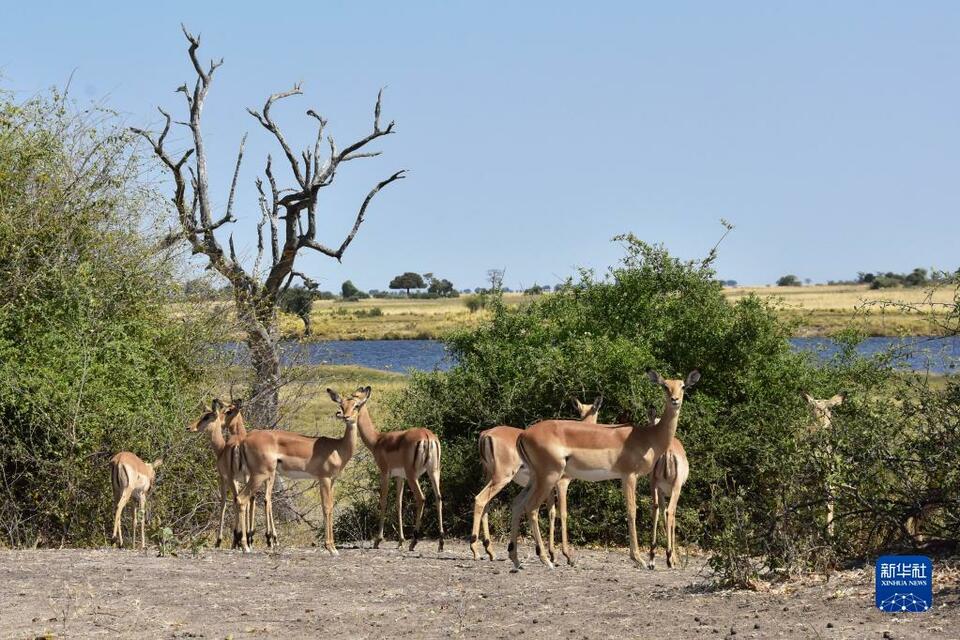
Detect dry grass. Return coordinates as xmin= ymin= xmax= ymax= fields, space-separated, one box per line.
xmin=724 ymin=284 xmax=955 ymax=336
xmin=175 ymin=284 xmax=955 ymax=342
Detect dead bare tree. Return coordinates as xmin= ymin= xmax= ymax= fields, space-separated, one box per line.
xmin=133 ymin=26 xmax=405 ymax=427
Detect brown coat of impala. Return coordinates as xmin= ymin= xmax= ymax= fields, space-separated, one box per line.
xmin=109 ymin=451 xmax=162 ymax=549
xmin=469 ymin=397 xmax=601 ymax=562
xmin=509 ymin=369 xmax=700 ymax=569
xmin=346 ymin=386 xmax=444 ymax=552
xmin=231 ymin=392 xmax=360 ymax=554
xmin=187 ymin=398 xmax=256 ymax=548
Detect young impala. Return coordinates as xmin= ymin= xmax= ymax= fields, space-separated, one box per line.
xmin=187 ymin=398 xmax=255 ymax=548
xmin=509 ymin=369 xmax=700 ymax=569
xmin=803 ymin=392 xmax=844 ymax=538
xmin=231 ymin=391 xmax=360 ymax=554
xmin=469 ymin=397 xmax=602 ymax=562
xmin=347 ymin=386 xmax=444 ymax=552
xmin=109 ymin=452 xmax=162 ymax=549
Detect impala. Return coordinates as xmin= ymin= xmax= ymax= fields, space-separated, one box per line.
xmin=109 ymin=452 xmax=162 ymax=549
xmin=646 ymin=404 xmax=689 ymax=569
xmin=231 ymin=390 xmax=360 ymax=554
xmin=187 ymin=398 xmax=256 ymax=548
xmin=509 ymin=369 xmax=700 ymax=569
xmin=803 ymin=392 xmax=844 ymax=537
xmin=469 ymin=397 xmax=602 ymax=562
xmin=348 ymin=386 xmax=444 ymax=552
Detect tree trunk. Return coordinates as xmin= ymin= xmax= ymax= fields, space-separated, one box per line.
xmin=236 ymin=295 xmax=281 ymax=429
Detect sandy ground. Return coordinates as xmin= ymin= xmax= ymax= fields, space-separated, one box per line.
xmin=1 ymin=542 xmax=957 ymax=639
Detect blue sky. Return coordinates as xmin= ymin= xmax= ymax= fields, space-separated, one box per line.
xmin=2 ymin=2 xmax=958 ymax=290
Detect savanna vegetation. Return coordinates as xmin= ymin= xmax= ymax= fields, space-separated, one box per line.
xmin=334 ymin=235 xmax=960 ymax=586
xmin=1 ymin=87 xmax=957 ymax=592
xmin=0 ymin=91 xmax=224 ymax=547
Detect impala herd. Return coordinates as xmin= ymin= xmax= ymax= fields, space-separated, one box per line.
xmin=109 ymin=370 xmax=841 ymax=571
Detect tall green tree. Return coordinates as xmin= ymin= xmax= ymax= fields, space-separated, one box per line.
xmin=389 ymin=272 xmax=426 ymax=295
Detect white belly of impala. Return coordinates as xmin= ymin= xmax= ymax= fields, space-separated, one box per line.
xmin=389 ymin=467 xmax=405 ymax=478
xmin=565 ymin=466 xmax=620 ymax=482
xmin=280 ymin=469 xmax=315 ymax=480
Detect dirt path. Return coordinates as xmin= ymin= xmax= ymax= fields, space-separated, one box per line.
xmin=1 ymin=542 xmax=956 ymax=639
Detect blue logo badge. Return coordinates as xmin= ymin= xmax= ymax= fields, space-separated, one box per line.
xmin=875 ymin=555 xmax=932 ymax=612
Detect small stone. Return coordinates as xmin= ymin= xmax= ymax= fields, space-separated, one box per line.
xmin=729 ymin=628 xmax=736 ymax=636
xmin=883 ymin=633 xmax=893 ymax=640
xmin=826 ymin=622 xmax=833 ymax=629
xmin=754 ymin=624 xmax=760 ymax=629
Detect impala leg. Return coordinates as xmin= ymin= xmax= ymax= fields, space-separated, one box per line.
xmin=319 ymin=477 xmax=338 ymax=556
xmin=262 ymin=473 xmax=276 ymax=548
xmin=405 ymin=472 xmax=426 ymax=551
xmin=547 ymin=488 xmax=557 ymax=564
xmin=508 ymin=484 xmax=532 ymax=569
xmin=247 ymin=491 xmax=258 ymax=548
xmin=395 ymin=476 xmax=405 ymax=547
xmin=113 ymin=488 xmax=131 ymax=548
xmin=427 ymin=463 xmax=444 ymax=552
xmin=374 ymin=473 xmax=389 ymax=549
xmin=481 ymin=509 xmax=494 ymax=561
xmin=138 ymin=492 xmax=147 ymax=550
xmin=131 ymin=494 xmax=138 ymax=549
xmin=622 ymin=473 xmax=642 ymax=567
xmin=648 ymin=484 xmax=661 ymax=570
xmin=665 ymin=489 xmax=681 ymax=568
xmin=237 ymin=473 xmax=268 ymax=553
xmin=524 ymin=476 xmax=559 ymax=569
xmin=230 ymin=478 xmax=244 ymax=549
xmin=556 ymin=477 xmax=575 ymax=566
xmin=471 ymin=474 xmax=513 ymax=560
xmin=825 ymin=481 xmax=835 ymax=539
xmin=216 ymin=480 xmax=228 ymax=548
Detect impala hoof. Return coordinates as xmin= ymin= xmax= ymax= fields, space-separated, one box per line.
xmin=408 ymin=538 xmax=418 ymax=552
xmin=373 ymin=538 xmax=382 ymax=550
xmin=438 ymin=538 xmax=444 ymax=553
xmin=214 ymin=537 xmax=222 ymax=549
xmin=326 ymin=547 xmax=339 ymax=557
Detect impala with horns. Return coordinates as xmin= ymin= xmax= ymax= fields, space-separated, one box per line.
xmin=231 ymin=394 xmax=359 ymax=554
xmin=334 ymin=386 xmax=444 ymax=552
xmin=509 ymin=369 xmax=700 ymax=569
xmin=187 ymin=398 xmax=257 ymax=548
xmin=470 ymin=396 xmax=602 ymax=562
xmin=109 ymin=452 xmax=162 ymax=549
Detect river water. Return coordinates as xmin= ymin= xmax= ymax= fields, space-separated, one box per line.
xmin=222 ymin=336 xmax=959 ymax=374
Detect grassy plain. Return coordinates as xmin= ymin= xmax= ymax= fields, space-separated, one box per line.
xmin=270 ymin=284 xmax=954 ymax=339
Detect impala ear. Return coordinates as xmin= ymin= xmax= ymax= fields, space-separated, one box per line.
xmin=356 ymin=386 xmax=372 ymax=400
xmin=211 ymin=398 xmax=223 ymax=411
xmin=828 ymin=393 xmax=845 ymax=407
xmin=646 ymin=369 xmax=665 ymax=386
xmin=571 ymin=397 xmax=583 ymax=411
xmin=326 ymin=388 xmax=342 ymax=404
xmin=232 ymin=398 xmax=244 ymax=411
xmin=685 ymin=369 xmax=701 ymax=389
xmin=152 ymin=459 xmax=163 ymax=469
xmin=802 ymin=392 xmax=815 ymax=405
xmin=592 ymin=396 xmax=603 ymax=412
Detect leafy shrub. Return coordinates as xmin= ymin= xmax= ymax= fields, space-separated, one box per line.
xmin=365 ymin=235 xmax=958 ymax=583
xmin=0 ymin=91 xmax=219 ymax=547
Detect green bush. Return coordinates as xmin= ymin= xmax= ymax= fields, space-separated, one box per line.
xmin=0 ymin=91 xmax=219 ymax=547
xmin=367 ymin=235 xmax=958 ymax=582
